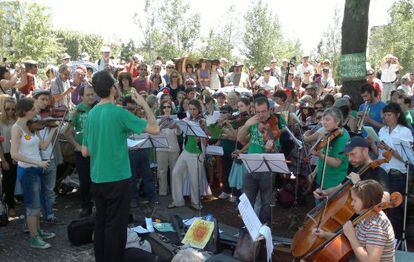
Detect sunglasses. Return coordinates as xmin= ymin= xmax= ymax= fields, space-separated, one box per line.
xmin=163 ymin=105 xmax=172 ymax=109
xmin=171 ymin=75 xmax=178 ymax=78
xmin=167 ymin=66 xmax=175 ymax=69
xmin=5 ymin=108 xmax=15 ymax=111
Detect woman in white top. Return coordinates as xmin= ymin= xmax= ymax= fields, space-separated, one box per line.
xmin=10 ymin=98 xmax=57 ymax=249
xmin=372 ymin=102 xmax=413 ymax=240
xmin=0 ymin=97 xmax=17 ymax=216
xmin=156 ymin=100 xmax=180 ymax=196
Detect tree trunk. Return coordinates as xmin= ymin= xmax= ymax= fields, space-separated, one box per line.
xmin=341 ymin=0 xmax=370 ymax=107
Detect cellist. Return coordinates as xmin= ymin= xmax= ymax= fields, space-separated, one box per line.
xmin=314 ymin=136 xmax=391 ymax=202
xmin=314 ymin=180 xmax=395 ymax=261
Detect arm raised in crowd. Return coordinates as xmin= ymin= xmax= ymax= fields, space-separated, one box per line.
xmin=132 ymin=92 xmax=159 ymax=135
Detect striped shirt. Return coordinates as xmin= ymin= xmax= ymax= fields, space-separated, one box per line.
xmin=355 ymin=211 xmax=395 ymax=262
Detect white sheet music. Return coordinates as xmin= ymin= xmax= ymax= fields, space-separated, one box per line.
xmin=259 ymin=225 xmax=273 ymax=262
xmin=238 ymin=193 xmax=262 ymax=241
xmin=239 ymin=153 xmax=289 ymax=173
xmin=176 ymin=120 xmax=208 ymax=138
xmin=128 ymin=134 xmax=169 ymax=149
xmin=205 ymin=145 xmax=224 ymax=156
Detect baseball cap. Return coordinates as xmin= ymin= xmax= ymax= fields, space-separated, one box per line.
xmin=342 ymin=136 xmax=369 ymax=154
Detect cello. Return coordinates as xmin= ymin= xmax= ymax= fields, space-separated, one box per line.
xmin=310 ymin=191 xmax=402 ymax=261
xmin=290 ymin=150 xmax=393 ymax=260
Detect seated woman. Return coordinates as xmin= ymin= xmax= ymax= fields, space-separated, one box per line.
xmin=10 ymin=98 xmax=57 ymax=249
xmin=315 ymin=179 xmax=395 ymax=261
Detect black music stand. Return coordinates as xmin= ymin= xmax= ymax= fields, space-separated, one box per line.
xmin=239 ymin=153 xmax=290 ymax=230
xmin=393 ymin=138 xmax=414 ymax=251
xmin=176 ymin=120 xmax=208 ymax=216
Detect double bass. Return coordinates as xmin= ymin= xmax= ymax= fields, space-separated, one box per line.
xmin=290 ymin=150 xmax=393 ymax=260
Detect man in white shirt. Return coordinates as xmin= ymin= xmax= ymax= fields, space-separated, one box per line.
xmin=224 ymin=62 xmax=250 ymax=88
xmin=380 ymin=54 xmax=400 ymax=102
xmin=296 ymin=54 xmax=314 ymax=79
xmin=96 ymin=46 xmax=116 ymax=72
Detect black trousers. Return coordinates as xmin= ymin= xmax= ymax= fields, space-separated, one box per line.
xmin=1 ymin=153 xmax=17 ymax=209
xmin=75 ymin=151 xmax=92 ymax=209
xmin=92 ymin=178 xmax=130 ymax=262
xmin=222 ymin=155 xmax=233 ymax=194
xmin=388 ymin=169 xmax=406 ymax=239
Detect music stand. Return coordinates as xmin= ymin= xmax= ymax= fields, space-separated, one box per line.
xmin=128 ymin=134 xmax=169 ymax=208
xmin=239 ymin=153 xmax=290 ymax=230
xmin=176 ymin=120 xmax=208 ymax=216
xmin=393 ymin=138 xmax=414 ymax=251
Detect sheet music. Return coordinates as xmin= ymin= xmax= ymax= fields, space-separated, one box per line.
xmin=239 ymin=153 xmax=290 ymax=173
xmin=205 ymin=145 xmax=224 ymax=156
xmin=259 ymin=225 xmax=273 ymax=262
xmin=392 ymin=137 xmax=414 ymax=165
xmin=176 ymin=120 xmax=208 ymax=138
xmin=238 ymin=193 xmax=262 ymax=241
xmin=128 ymin=134 xmax=169 ymax=149
xmin=127 ymin=138 xmax=145 ymax=149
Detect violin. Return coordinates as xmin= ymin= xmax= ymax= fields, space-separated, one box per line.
xmin=291 ymin=151 xmax=393 ymax=260
xmin=258 ymin=114 xmax=281 ymax=143
xmin=312 ymin=128 xmax=343 ymax=151
xmin=228 ymin=111 xmax=250 ymax=129
xmin=311 ymin=191 xmax=403 ymax=262
xmin=26 ymin=119 xmax=61 ymax=132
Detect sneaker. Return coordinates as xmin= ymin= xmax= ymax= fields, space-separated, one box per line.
xmin=29 ymin=236 xmax=51 ymax=249
xmin=218 ymin=192 xmax=230 ymax=200
xmin=45 ymin=216 xmax=64 ymax=225
xmin=79 ymin=207 xmax=92 ymax=218
xmin=38 ymin=229 xmax=55 ymax=240
xmin=191 ymin=203 xmax=203 ymax=210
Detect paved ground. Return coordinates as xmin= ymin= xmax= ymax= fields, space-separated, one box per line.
xmin=0 ymin=187 xmax=243 ymax=262
xmin=1 ymin=183 xmax=413 ymax=261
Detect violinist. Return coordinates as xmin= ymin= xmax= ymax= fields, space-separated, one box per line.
xmin=310 ymin=107 xmax=350 ymax=192
xmin=315 ymin=180 xmax=395 ymax=261
xmin=314 ymin=136 xmax=390 ymax=202
xmin=67 ymin=85 xmax=96 ymax=217
xmin=237 ymin=96 xmax=286 ymax=225
xmin=169 ymin=99 xmax=210 ymax=210
xmin=33 ymin=90 xmax=63 ymax=225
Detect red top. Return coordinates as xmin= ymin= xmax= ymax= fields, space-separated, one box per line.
xmin=20 ymin=73 xmax=35 ymax=95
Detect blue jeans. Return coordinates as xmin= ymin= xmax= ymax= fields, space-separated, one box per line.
xmin=128 ymin=149 xmax=157 ymax=203
xmin=40 ymin=159 xmax=57 ymax=219
xmin=18 ymin=166 xmax=43 ymax=216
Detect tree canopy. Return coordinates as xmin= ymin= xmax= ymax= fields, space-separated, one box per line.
xmin=368 ymin=0 xmax=414 ymax=73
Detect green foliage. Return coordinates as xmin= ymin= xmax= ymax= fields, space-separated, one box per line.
xmin=243 ymin=0 xmax=300 ymax=71
xmin=54 ymin=29 xmax=104 ymax=63
xmin=315 ymin=8 xmax=342 ymax=81
xmin=368 ymin=0 xmax=414 ymax=73
xmin=134 ymin=0 xmax=201 ymax=62
xmin=120 ymin=40 xmax=139 ymax=63
xmin=0 ymin=1 xmax=63 ymax=64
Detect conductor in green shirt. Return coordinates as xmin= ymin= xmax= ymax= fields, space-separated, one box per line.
xmin=81 ymin=71 xmax=159 ymax=262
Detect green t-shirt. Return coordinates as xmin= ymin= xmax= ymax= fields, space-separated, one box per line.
xmin=71 ymin=103 xmax=92 ymax=145
xmin=404 ymin=111 xmax=413 ymax=125
xmin=82 ymin=103 xmax=148 ymax=183
xmin=247 ymin=115 xmax=286 ymax=153
xmin=184 ymin=136 xmax=202 ymax=154
xmin=316 ymin=128 xmax=350 ymax=189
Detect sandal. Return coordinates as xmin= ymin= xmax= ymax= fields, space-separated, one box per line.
xmin=168 ymin=203 xmax=183 ymax=209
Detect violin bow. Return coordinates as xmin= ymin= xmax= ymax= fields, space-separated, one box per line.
xmin=46 ymin=107 xmax=70 ymax=160
xmin=315 ymin=135 xmax=331 ymax=230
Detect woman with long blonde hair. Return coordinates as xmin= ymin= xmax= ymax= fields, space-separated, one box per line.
xmin=0 ymin=96 xmax=18 ymax=216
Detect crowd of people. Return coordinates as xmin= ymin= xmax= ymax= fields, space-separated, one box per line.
xmin=0 ymin=46 xmax=413 ymax=261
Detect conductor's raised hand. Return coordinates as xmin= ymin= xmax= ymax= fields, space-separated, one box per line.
xmin=131 ymin=91 xmax=148 ymax=108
